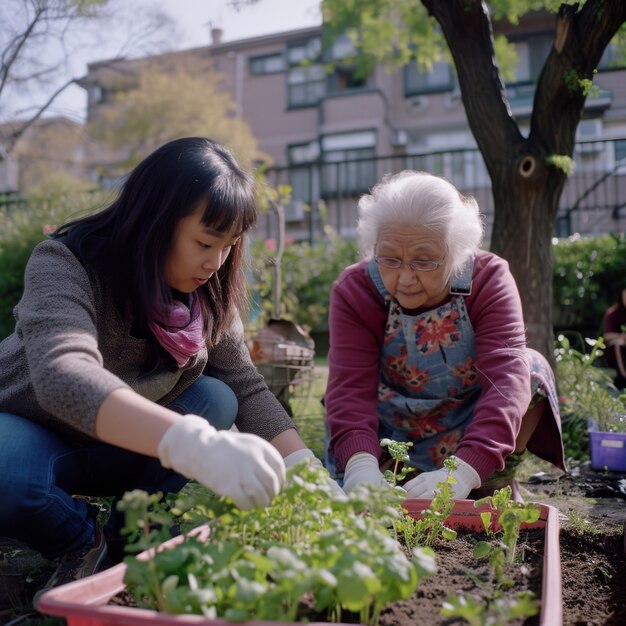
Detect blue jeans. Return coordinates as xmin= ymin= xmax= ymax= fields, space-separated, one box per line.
xmin=0 ymin=375 xmax=237 ymax=559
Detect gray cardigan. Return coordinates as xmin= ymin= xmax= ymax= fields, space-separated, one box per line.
xmin=0 ymin=239 xmax=295 ymax=441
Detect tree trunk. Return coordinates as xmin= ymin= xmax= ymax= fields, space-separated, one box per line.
xmin=423 ymin=0 xmax=626 ymax=360
xmin=490 ymin=161 xmax=565 ymax=358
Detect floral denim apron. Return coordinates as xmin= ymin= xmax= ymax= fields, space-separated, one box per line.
xmin=369 ymin=257 xmax=481 ymax=471
xmin=368 ymin=257 xmax=561 ymax=473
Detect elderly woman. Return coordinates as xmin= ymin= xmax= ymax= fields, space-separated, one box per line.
xmin=324 ymin=170 xmax=565 ymax=499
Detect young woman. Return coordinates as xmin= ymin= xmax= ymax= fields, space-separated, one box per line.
xmin=0 ymin=137 xmax=322 ymax=593
xmin=325 ymin=170 xmax=565 ymax=499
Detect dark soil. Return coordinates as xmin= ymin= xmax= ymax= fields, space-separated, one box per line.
xmin=2 ymin=460 xmax=626 ymax=626
xmin=519 ymin=460 xmax=626 ymax=626
xmin=297 ymin=530 xmax=545 ymax=626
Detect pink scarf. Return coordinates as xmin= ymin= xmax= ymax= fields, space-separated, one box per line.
xmin=148 ymin=297 xmax=205 ymax=368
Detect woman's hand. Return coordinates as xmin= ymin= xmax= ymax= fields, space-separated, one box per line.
xmin=284 ymin=448 xmax=344 ymax=496
xmin=342 ymin=452 xmax=388 ymax=494
xmin=403 ymin=456 xmax=480 ymax=500
xmin=158 ymin=415 xmax=286 ymax=509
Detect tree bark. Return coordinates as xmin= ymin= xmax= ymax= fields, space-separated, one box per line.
xmin=422 ymin=0 xmax=626 ymax=359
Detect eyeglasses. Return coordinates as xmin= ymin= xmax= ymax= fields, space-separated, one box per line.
xmin=374 ymin=256 xmax=445 ymax=272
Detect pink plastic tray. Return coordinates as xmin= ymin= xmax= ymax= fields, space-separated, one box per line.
xmin=36 ymin=499 xmax=562 ymax=626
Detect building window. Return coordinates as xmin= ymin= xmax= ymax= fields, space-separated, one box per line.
xmin=287 ymin=38 xmax=322 ymax=65
xmin=321 ymin=131 xmax=376 ymax=196
xmin=288 ymin=141 xmax=320 ymax=205
xmin=404 ymin=59 xmax=453 ymax=95
xmin=598 ymin=39 xmax=626 ymax=70
xmin=249 ymin=53 xmax=285 ymax=75
xmin=327 ymin=66 xmax=367 ymax=93
xmin=286 ymin=37 xmax=325 ymax=107
xmin=616 ymin=139 xmax=626 ymax=163
xmin=324 ymin=34 xmax=368 ymax=93
xmin=87 ymin=85 xmax=103 ymax=105
xmin=287 ymin=63 xmax=326 ymax=107
xmin=510 ymin=34 xmax=553 ymax=84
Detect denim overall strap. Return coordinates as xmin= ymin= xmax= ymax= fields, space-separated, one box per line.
xmin=368 ymin=257 xmax=391 ymax=301
xmin=449 ymin=257 xmax=474 ymax=296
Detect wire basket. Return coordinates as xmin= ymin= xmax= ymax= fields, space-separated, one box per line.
xmin=246 ymin=323 xmax=316 ymax=417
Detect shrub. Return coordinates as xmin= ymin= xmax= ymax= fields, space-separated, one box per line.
xmin=249 ymin=206 xmax=359 ymax=333
xmin=0 ymin=184 xmax=107 ymax=341
xmin=552 ymin=233 xmax=626 ymax=336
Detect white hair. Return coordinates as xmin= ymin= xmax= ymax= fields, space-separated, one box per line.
xmin=356 ymin=170 xmax=484 ymax=281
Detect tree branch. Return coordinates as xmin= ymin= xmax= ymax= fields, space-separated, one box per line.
xmin=0 ymin=6 xmax=46 ymax=95
xmin=1 ymin=76 xmax=77 ymax=159
xmin=531 ymin=0 xmax=626 ymax=155
xmin=421 ymin=0 xmax=523 ymax=177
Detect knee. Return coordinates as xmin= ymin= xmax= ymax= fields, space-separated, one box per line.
xmin=196 ymin=377 xmax=239 ymax=430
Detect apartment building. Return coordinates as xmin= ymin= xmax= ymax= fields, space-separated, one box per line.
xmin=79 ymin=14 xmax=626 ymax=240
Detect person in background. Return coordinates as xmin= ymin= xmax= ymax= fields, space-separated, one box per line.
xmin=324 ymin=170 xmax=566 ymax=499
xmin=603 ymin=287 xmax=626 ymax=390
xmin=0 ymin=137 xmax=326 ymax=597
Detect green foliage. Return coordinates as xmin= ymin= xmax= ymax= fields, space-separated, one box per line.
xmin=564 ymin=68 xmax=598 ymax=96
xmin=552 ymin=233 xmax=626 ymax=335
xmin=249 ymin=205 xmax=359 ymax=332
xmin=121 ymin=463 xmax=436 ymax=625
xmin=555 ymin=334 xmax=626 ymax=435
xmin=0 ymin=189 xmax=105 ymax=341
xmin=545 ymin=154 xmax=575 ymax=175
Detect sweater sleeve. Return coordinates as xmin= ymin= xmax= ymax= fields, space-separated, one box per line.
xmin=15 ymin=240 xmax=130 ymax=436
xmin=325 ymin=262 xmax=387 ymax=471
xmin=204 ymin=314 xmax=296 ymax=441
xmin=453 ymin=252 xmax=531 ymax=479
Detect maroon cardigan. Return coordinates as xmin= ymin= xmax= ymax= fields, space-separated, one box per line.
xmin=326 ymin=250 xmax=564 ymax=480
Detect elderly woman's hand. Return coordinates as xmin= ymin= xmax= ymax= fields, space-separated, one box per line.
xmin=403 ymin=456 xmax=480 ymax=500
xmin=342 ymin=452 xmax=389 ymax=494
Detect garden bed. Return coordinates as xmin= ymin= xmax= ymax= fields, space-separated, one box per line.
xmin=36 ymin=499 xmax=560 ymax=626
xmin=2 ymin=459 xmax=626 ymax=625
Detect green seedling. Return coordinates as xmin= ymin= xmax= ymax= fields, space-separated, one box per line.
xmin=380 ymin=438 xmax=416 ymax=486
xmin=441 ymin=590 xmax=539 ymax=625
xmin=475 ymin=486 xmax=541 ymax=564
xmin=394 ymin=456 xmax=459 ymax=549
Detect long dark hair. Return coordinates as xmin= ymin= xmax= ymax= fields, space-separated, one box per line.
xmin=53 ymin=137 xmax=257 ymax=350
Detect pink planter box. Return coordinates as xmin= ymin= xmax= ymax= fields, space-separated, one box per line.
xmin=36 ymin=499 xmax=562 ymax=626
xmin=589 ymin=430 xmax=626 ymax=472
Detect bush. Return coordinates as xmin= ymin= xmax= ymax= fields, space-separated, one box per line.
xmin=0 ymin=185 xmax=107 ymax=341
xmin=249 ymin=213 xmax=359 ymax=333
xmin=552 ymin=233 xmax=626 ymax=336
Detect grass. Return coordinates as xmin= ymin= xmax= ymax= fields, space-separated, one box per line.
xmin=288 ymin=359 xmax=328 ymax=460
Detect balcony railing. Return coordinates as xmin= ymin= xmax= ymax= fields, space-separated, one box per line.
xmin=264 ymin=137 xmax=626 ymax=243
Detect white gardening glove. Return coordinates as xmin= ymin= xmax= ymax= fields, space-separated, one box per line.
xmin=158 ymin=415 xmax=286 ymax=510
xmin=403 ymin=456 xmax=480 ymax=500
xmin=284 ymin=449 xmax=345 ymax=496
xmin=342 ymin=452 xmax=388 ymax=494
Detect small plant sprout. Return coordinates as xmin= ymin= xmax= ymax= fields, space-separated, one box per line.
xmin=393 ymin=456 xmax=459 ymax=549
xmin=441 ymin=590 xmax=539 ymax=626
xmin=474 ymin=486 xmax=541 ymax=568
xmin=380 ymin=438 xmax=415 ymax=486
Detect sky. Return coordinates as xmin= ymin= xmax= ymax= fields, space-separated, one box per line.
xmin=9 ymin=0 xmax=322 ymax=122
